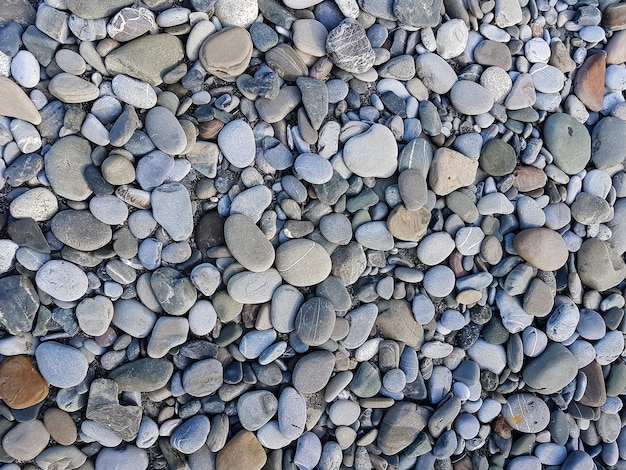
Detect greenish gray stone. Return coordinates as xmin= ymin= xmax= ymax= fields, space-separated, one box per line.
xmin=108 ymin=358 xmax=174 ymax=392
xmin=104 ymin=34 xmax=184 ymax=86
xmin=522 ymin=343 xmax=578 ymax=394
xmin=543 ymin=112 xmax=591 ymax=175
xmin=480 ymin=138 xmax=517 ymax=176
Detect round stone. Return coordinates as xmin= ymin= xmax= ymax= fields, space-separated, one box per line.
xmin=145 ymin=106 xmax=187 ymax=155
xmin=170 ymin=415 xmax=211 ymax=454
xmin=51 ymin=209 xmax=112 ymax=251
xmin=513 ymin=228 xmax=569 ymax=271
xmin=480 ymin=139 xmax=517 ymax=176
xmin=182 ymin=359 xmax=223 ymax=397
xmin=43 ymin=408 xmax=77 ymax=446
xmin=502 ymin=393 xmax=550 ymax=433
xmin=9 ymin=187 xmax=58 ymax=221
xmin=199 ymin=26 xmax=253 ymax=81
xmin=238 ymin=390 xmax=278 ymax=431
xmin=292 ymin=350 xmax=335 ymax=394
xmin=36 ymin=260 xmax=88 ymax=302
xmin=450 ymin=80 xmax=494 ymax=115
xmin=76 ymin=295 xmax=114 ymax=336
xmin=423 ymin=265 xmax=455 ymax=297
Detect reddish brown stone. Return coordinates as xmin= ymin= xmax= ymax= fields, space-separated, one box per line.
xmin=0 ymin=356 xmax=49 ymax=409
xmin=603 ymin=3 xmax=626 ymax=31
xmin=606 ymin=30 xmax=626 ymax=64
xmin=198 ymin=120 xmax=224 ymax=140
xmin=513 ymin=166 xmax=547 ymax=192
xmin=580 ymin=361 xmax=607 ymax=407
xmin=574 ymin=52 xmax=606 ymax=112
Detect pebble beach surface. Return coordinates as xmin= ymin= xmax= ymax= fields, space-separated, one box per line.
xmin=0 ymin=0 xmax=625 ymax=469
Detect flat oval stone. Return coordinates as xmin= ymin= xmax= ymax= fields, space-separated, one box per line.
xmin=170 ymin=415 xmax=211 ymax=455
xmin=522 ymin=343 xmax=578 ymax=394
xmin=2 ymin=420 xmax=50 ymax=462
xmin=113 ymin=299 xmax=157 ymax=338
xmin=278 ymin=387 xmax=306 ymax=439
xmin=513 ymin=228 xmax=568 ymax=271
xmin=51 ymin=209 xmax=112 ymax=251
xmin=36 ymin=260 xmax=88 ymax=302
xmin=218 ymin=119 xmax=256 ymax=168
xmin=543 ymin=112 xmax=591 ymax=175
xmin=225 ymin=214 xmax=275 ymax=272
xmin=182 ymin=359 xmax=223 ymax=397
xmin=45 ymin=135 xmax=93 ymax=201
xmin=450 ymin=80 xmax=494 ymax=115
xmin=415 ymin=53 xmax=458 ymax=94
xmin=0 ymin=355 xmax=48 ymax=409
xmin=48 ymin=73 xmax=100 ymax=103
xmin=199 ymin=26 xmax=253 ymax=81
xmin=227 ymin=269 xmax=282 ymax=304
xmin=295 ymin=296 xmax=336 ymax=346
xmin=502 ymin=393 xmax=550 ymax=433
xmin=275 ymin=239 xmax=332 ymax=287
xmin=144 ymin=106 xmax=186 ymax=155
xmin=112 ymin=74 xmax=157 ymax=109
xmin=294 ymin=153 xmax=333 ymax=184
xmin=109 ymin=358 xmax=174 ymax=392
xmin=35 ymin=341 xmax=89 ymax=388
xmin=292 ymin=350 xmax=335 ymax=394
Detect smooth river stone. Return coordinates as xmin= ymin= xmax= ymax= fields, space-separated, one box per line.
xmin=429 ymin=148 xmax=478 ymax=196
xmin=199 ymin=26 xmax=253 ymax=81
xmin=44 ymin=135 xmax=93 ymax=201
xmin=144 ymin=106 xmax=187 ymax=155
xmin=225 ymin=214 xmax=275 ymax=272
xmin=216 ymin=431 xmax=267 ymax=470
xmin=35 ymin=341 xmax=89 ymax=388
xmin=292 ymin=350 xmax=335 ymax=394
xmin=377 ymin=401 xmax=430 ymax=455
xmin=295 ymin=296 xmax=336 ymax=346
xmin=151 ymin=183 xmax=194 ymax=241
xmin=108 ymin=358 xmax=174 ymax=392
xmin=227 ymin=269 xmax=282 ymax=304
xmin=35 ymin=260 xmax=88 ymax=302
xmin=278 ymin=387 xmax=307 ymax=439
xmin=0 ymin=355 xmax=48 ymax=409
xmin=343 ymin=123 xmax=398 ymax=178
xmin=104 ymin=34 xmax=184 ymax=86
xmin=502 ymin=393 xmax=550 ymax=433
xmin=218 ymin=119 xmax=256 ymax=168
xmin=513 ymin=228 xmax=569 ymax=271
xmin=51 ymin=209 xmax=112 ymax=251
xmin=576 ymin=238 xmax=626 ymax=291
xmin=65 ymin=0 xmax=134 ymax=19
xmin=522 ymin=343 xmax=578 ymax=395
xmin=543 ymin=112 xmax=591 ymax=175
xmin=48 ymin=73 xmax=100 ymax=103
xmin=275 ymin=239 xmax=332 ymax=287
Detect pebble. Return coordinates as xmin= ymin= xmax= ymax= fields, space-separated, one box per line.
xmin=2 ymin=420 xmax=50 ymax=461
xmin=35 ymin=260 xmax=88 ymax=302
xmin=325 ymin=19 xmax=375 ymax=74
xmin=35 ymin=341 xmax=89 ymax=388
xmin=343 ymin=123 xmax=398 ymax=178
xmin=0 ymin=355 xmax=48 ymax=409
xmin=218 ymin=119 xmax=256 ymax=168
xmin=275 ymin=239 xmax=332 ymax=287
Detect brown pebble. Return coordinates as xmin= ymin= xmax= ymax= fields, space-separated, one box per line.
xmin=43 ymin=408 xmax=77 ymax=445
xmin=198 ymin=119 xmax=224 ymax=140
xmin=603 ymin=3 xmax=626 ymax=31
xmin=0 ymin=356 xmax=49 ymax=410
xmin=513 ymin=166 xmax=547 ymax=192
xmin=216 ymin=430 xmax=266 ymax=470
xmin=606 ymin=30 xmax=626 ymax=64
xmin=513 ymin=227 xmax=569 ymax=271
xmin=579 ymin=361 xmax=607 ymax=407
xmin=549 ymin=40 xmax=576 ymax=73
xmin=574 ymin=52 xmax=606 ymax=112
